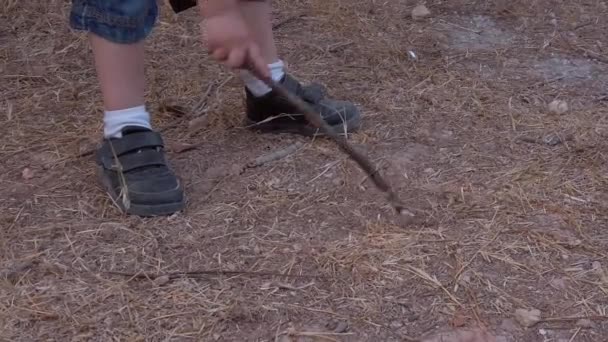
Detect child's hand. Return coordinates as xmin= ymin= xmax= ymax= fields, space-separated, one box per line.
xmin=203 ymin=10 xmax=269 ymax=79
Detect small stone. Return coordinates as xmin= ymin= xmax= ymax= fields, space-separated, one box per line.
xmin=550 ymin=18 xmax=558 ymax=26
xmin=514 ymin=308 xmax=541 ymax=328
xmin=543 ymin=133 xmax=563 ymax=146
xmin=549 ymin=278 xmax=567 ymax=290
xmin=411 ymin=5 xmax=431 ymax=20
xmin=548 ymin=99 xmax=568 ymax=114
xmin=576 ymin=318 xmax=597 ymax=329
xmin=153 ymin=275 xmax=171 ymax=286
xmin=592 ymin=261 xmax=602 ymax=270
xmin=407 ymin=50 xmax=418 ymax=61
xmin=22 ymin=167 xmax=34 ymax=180
xmin=390 ymin=320 xmax=403 ymax=329
xmin=334 ymin=321 xmax=349 ymax=333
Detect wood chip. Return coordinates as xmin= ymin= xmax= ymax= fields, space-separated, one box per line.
xmin=514 ymin=308 xmax=541 ymax=328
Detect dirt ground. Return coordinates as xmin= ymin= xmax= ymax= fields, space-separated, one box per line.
xmin=2 ymin=0 xmax=608 ymax=341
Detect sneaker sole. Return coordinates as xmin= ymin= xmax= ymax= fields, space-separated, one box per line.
xmin=96 ymin=165 xmax=185 ymax=217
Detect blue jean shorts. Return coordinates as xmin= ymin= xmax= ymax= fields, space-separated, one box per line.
xmin=70 ymin=0 xmax=158 ymax=44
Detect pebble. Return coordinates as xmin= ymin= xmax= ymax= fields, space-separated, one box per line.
xmin=334 ymin=321 xmax=349 ymax=333
xmin=21 ymin=167 xmax=34 ymax=180
xmin=154 ymin=275 xmax=171 ymax=286
xmin=411 ymin=5 xmax=431 ymax=20
xmin=548 ymin=99 xmax=568 ymax=114
xmin=549 ymin=277 xmax=567 ymax=290
xmin=390 ymin=320 xmax=403 ymax=329
xmin=514 ymin=308 xmax=541 ymax=328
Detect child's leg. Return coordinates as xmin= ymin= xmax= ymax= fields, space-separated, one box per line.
xmin=90 ymin=35 xmax=151 ymax=137
xmin=237 ymin=0 xmax=362 ymax=136
xmin=90 ymin=35 xmax=145 ymax=112
xmin=70 ymin=0 xmax=184 ymax=216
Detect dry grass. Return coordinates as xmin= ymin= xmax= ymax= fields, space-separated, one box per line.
xmin=2 ymin=0 xmax=608 ymax=341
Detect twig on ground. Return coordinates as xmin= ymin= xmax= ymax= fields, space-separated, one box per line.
xmin=246 ymin=142 xmax=303 ymax=168
xmin=107 ymin=269 xmax=324 ymax=281
xmin=568 ymin=327 xmax=581 ymax=342
xmin=272 ymin=14 xmax=307 ymax=30
xmin=192 ymin=81 xmax=217 ymax=116
xmin=159 ymin=103 xmax=189 ymax=117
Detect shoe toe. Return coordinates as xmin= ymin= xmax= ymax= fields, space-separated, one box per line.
xmin=124 ymin=171 xmax=184 ymax=205
xmin=318 ymin=100 xmax=361 ymax=129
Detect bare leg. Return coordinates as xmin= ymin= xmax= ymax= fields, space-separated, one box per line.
xmin=238 ymin=0 xmax=279 ymax=64
xmin=89 ymin=34 xmax=150 ymax=138
xmin=89 ymin=34 xmax=145 ymax=111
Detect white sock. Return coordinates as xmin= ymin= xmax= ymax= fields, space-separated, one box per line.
xmin=103 ymin=105 xmax=152 ymax=139
xmin=239 ymin=60 xmax=285 ymax=97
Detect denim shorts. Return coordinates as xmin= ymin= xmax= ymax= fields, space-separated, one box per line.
xmin=69 ymin=0 xmax=159 ymax=44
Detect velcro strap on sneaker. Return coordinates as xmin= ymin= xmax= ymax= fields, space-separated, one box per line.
xmin=281 ymin=74 xmax=325 ymax=104
xmin=102 ymin=149 xmax=167 ymax=172
xmin=102 ymin=131 xmax=164 ymax=157
xmin=301 ymin=84 xmax=326 ymax=104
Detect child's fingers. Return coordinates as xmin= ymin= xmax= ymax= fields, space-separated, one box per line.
xmin=247 ymin=44 xmax=270 ymax=79
xmin=225 ymin=47 xmax=247 ymax=69
xmin=212 ymin=47 xmax=229 ymax=62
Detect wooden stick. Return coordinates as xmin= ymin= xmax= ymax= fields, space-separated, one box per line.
xmin=258 ymin=75 xmax=412 ymax=217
